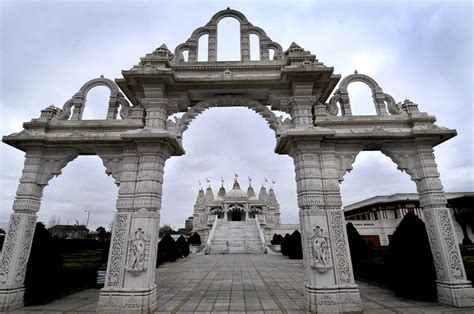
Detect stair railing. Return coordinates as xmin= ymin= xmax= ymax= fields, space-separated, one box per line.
xmin=205 ymin=215 xmax=219 ymax=254
xmin=254 ymin=217 xmax=268 ymax=253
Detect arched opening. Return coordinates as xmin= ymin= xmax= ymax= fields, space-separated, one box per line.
xmin=198 ymin=34 xmax=209 ymax=61
xmin=161 ymin=106 xmax=298 ymax=232
xmin=347 ymin=82 xmax=377 ymax=115
xmin=29 ymin=156 xmax=116 ymax=303
xmin=269 ymin=48 xmax=275 ymax=60
xmin=340 ymin=150 xmax=420 ymax=285
xmin=217 ymin=17 xmax=240 ymax=61
xmin=81 ymin=86 xmax=110 ymax=120
xmin=249 ymin=34 xmax=260 ymax=61
xmin=182 ymin=50 xmax=189 ymax=62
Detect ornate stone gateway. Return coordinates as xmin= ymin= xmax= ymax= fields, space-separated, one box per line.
xmin=1 ymin=8 xmax=473 ymax=313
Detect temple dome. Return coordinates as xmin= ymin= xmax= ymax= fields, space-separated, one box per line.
xmin=226 ymin=178 xmax=248 ymax=200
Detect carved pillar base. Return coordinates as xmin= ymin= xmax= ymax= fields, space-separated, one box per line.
xmin=436 ymin=282 xmax=474 ymax=307
xmin=304 ymin=284 xmax=362 ymax=313
xmin=97 ymin=285 xmax=157 ymax=313
xmin=0 ymin=286 xmax=25 ymax=311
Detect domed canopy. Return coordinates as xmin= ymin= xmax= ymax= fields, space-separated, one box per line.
xmin=226 ymin=177 xmax=248 ymax=200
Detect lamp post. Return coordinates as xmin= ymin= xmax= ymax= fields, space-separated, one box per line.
xmin=84 ymin=210 xmax=91 ymax=229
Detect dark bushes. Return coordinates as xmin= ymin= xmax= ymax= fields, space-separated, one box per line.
xmin=24 ymin=223 xmax=63 ymax=305
xmin=281 ymin=233 xmax=291 ymax=256
xmin=187 ymin=232 xmax=201 ymax=245
xmin=386 ymin=212 xmax=437 ymax=300
xmin=271 ymin=233 xmax=284 ymax=245
xmin=156 ymin=234 xmax=178 ymax=266
xmin=346 ymin=222 xmax=371 ymax=277
xmin=288 ymin=230 xmax=303 ymax=259
xmin=177 ymin=235 xmax=190 ymax=257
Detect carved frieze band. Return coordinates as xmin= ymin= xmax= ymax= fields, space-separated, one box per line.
xmin=329 ymin=211 xmax=353 ymax=284
xmin=0 ymin=215 xmax=21 ymax=283
xmin=15 ymin=215 xmax=37 ymax=284
xmin=106 ymin=213 xmax=129 ymax=287
xmin=438 ymin=208 xmax=465 ymax=281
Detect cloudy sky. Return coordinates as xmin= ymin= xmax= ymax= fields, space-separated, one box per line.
xmin=1 ymin=0 xmax=472 ymax=231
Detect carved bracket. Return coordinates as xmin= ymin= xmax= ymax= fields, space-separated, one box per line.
xmin=334 ymin=146 xmax=362 ymax=183
xmin=97 ymin=147 xmax=124 ymax=186
xmin=380 ymin=144 xmax=420 ymax=181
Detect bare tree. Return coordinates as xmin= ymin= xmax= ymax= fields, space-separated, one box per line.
xmin=46 ymin=215 xmax=61 ymax=228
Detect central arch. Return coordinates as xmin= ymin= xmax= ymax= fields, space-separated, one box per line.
xmin=174 ymin=95 xmax=290 ymax=135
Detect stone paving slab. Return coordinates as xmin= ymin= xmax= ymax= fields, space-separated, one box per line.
xmin=13 ymin=253 xmax=474 ymax=313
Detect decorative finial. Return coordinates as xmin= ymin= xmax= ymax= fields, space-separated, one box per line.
xmin=234 ymin=172 xmax=238 ymax=182
xmin=227 ymin=7 xmax=230 ymax=10
xmin=100 ymin=74 xmax=104 ymax=78
xmin=220 ymin=176 xmax=224 ymax=187
xmin=248 ymin=176 xmax=252 ymax=187
xmin=354 ymin=69 xmax=358 ymax=74
xmin=199 ymin=180 xmax=202 ymax=189
xmin=206 ymin=178 xmax=210 ymax=188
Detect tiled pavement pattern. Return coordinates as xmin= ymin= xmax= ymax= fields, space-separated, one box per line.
xmin=13 ymin=253 xmax=474 ymax=313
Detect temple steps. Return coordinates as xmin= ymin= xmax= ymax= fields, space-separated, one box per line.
xmin=208 ymin=220 xmax=265 ymax=254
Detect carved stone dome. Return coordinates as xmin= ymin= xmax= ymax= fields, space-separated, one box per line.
xmin=226 ymin=178 xmax=248 ymax=200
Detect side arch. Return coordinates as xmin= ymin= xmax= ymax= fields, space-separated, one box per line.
xmin=328 ymin=73 xmax=402 ymax=116
xmin=55 ymin=76 xmax=131 ymax=121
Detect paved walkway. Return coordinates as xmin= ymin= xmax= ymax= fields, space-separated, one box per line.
xmin=13 ymin=254 xmax=474 ymax=313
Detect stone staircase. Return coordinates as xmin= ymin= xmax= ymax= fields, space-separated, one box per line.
xmin=208 ymin=220 xmax=265 ymax=254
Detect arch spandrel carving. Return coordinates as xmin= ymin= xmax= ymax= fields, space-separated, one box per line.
xmin=170 ymin=95 xmax=292 ymax=136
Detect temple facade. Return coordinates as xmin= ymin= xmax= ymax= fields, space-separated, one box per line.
xmin=192 ymin=176 xmax=281 ymax=242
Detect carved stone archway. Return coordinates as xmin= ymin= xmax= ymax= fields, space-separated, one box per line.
xmin=1 ymin=8 xmax=473 ymax=313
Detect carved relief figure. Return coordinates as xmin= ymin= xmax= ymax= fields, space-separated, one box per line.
xmin=309 ymin=226 xmax=332 ymax=272
xmin=129 ymin=228 xmax=146 ymax=273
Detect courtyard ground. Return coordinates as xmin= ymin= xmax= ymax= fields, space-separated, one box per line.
xmin=13 ymin=253 xmax=474 ymax=313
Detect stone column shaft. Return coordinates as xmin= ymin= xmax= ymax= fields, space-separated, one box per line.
xmin=414 ymin=145 xmax=474 ymax=307
xmin=290 ymin=141 xmax=361 ymax=313
xmin=98 ymin=143 xmax=170 ymax=313
xmin=0 ymin=148 xmax=77 ymax=311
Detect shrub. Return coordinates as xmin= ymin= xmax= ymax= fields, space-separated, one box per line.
xmin=24 ymin=222 xmax=63 ymax=305
xmin=281 ymin=233 xmax=291 ymax=256
xmin=271 ymin=233 xmax=284 ymax=245
xmin=346 ymin=222 xmax=371 ymax=276
xmin=187 ymin=232 xmax=202 ymax=245
xmin=177 ymin=235 xmax=190 ymax=257
xmin=288 ymin=230 xmax=303 ymax=259
xmin=156 ymin=234 xmax=178 ymax=267
xmin=386 ymin=212 xmax=437 ymax=301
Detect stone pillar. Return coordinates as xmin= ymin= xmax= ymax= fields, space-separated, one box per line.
xmin=289 ymin=141 xmax=361 ymax=313
xmin=0 ymin=148 xmax=77 ymax=311
xmin=383 ymin=143 xmax=474 ymax=307
xmin=240 ymin=26 xmax=250 ymax=61
xmin=208 ymin=26 xmax=217 ymax=61
xmin=414 ymin=145 xmax=474 ymax=307
xmin=289 ymin=83 xmax=316 ymax=128
xmin=97 ymin=143 xmax=170 ymax=313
